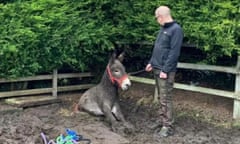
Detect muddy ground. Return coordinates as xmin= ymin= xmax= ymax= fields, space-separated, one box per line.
xmin=0 ymin=82 xmax=240 ymax=144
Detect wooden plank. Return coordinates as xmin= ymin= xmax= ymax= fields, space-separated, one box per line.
xmin=0 ymin=88 xmax=52 ymax=98
xmin=130 ymin=76 xmax=155 ymax=85
xmin=52 ymin=69 xmax=58 ymax=97
xmin=233 ymin=100 xmax=240 ymax=119
xmin=233 ymin=56 xmax=240 ymax=119
xmin=130 ymin=76 xmax=238 ymax=100
xmin=0 ymin=84 xmax=94 ymax=98
xmin=174 ymin=83 xmax=238 ymax=100
xmin=0 ymin=75 xmax=52 ymax=83
xmin=58 ymin=72 xmax=94 ymax=79
xmin=177 ymin=62 xmax=237 ymax=74
xmin=5 ymin=95 xmax=61 ymax=108
xmin=58 ymin=84 xmax=95 ymax=92
xmin=0 ymin=72 xmax=94 ymax=83
xmin=0 ymin=102 xmax=22 ymax=114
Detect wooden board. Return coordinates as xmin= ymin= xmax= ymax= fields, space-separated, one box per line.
xmin=0 ymin=101 xmax=22 ymax=114
xmin=0 ymin=88 xmax=52 ymax=98
xmin=4 ymin=95 xmax=61 ymax=108
xmin=130 ymin=76 xmax=239 ymax=100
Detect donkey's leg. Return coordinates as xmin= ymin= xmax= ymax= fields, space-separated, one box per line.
xmin=102 ymin=103 xmax=117 ymax=123
xmin=101 ymin=103 xmax=121 ymax=132
xmin=111 ymin=102 xmax=126 ymax=122
xmin=112 ymin=102 xmax=134 ymax=130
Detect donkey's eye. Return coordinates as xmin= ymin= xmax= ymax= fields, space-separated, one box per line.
xmin=113 ymin=68 xmax=121 ymax=74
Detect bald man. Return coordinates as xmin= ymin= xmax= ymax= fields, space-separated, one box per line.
xmin=145 ymin=6 xmax=183 ymax=137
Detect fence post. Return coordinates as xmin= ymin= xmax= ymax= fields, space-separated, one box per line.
xmin=52 ymin=69 xmax=58 ymax=97
xmin=233 ymin=56 xmax=240 ymax=119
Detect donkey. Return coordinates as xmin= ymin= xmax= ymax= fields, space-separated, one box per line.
xmin=75 ymin=52 xmax=134 ymax=132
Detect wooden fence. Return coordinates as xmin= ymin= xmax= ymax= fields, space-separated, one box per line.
xmin=0 ymin=70 xmax=95 ymax=99
xmin=1 ymin=57 xmax=239 ymax=119
xmin=130 ymin=56 xmax=240 ymax=119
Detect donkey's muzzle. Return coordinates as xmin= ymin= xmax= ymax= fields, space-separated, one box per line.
xmin=121 ymin=78 xmax=131 ymax=91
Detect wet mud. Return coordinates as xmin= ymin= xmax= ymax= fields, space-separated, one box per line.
xmin=0 ymin=82 xmax=240 ymax=144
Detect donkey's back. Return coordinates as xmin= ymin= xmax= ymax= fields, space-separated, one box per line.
xmin=78 ymin=86 xmax=104 ymax=115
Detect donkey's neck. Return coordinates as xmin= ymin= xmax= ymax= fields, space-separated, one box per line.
xmin=99 ymin=70 xmax=118 ymax=93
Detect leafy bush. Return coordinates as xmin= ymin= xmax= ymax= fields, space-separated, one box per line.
xmin=172 ymin=0 xmax=240 ymax=63
xmin=0 ymin=0 xmax=115 ymax=78
xmin=0 ymin=0 xmax=239 ymax=79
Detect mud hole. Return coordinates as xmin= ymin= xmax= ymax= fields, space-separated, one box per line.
xmin=1 ymin=82 xmax=240 ymax=144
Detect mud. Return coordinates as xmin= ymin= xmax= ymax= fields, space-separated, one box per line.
xmin=0 ymin=82 xmax=240 ymax=144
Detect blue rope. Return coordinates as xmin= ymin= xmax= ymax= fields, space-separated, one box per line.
xmin=41 ymin=129 xmax=91 ymax=144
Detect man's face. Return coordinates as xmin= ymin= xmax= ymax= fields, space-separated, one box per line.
xmin=155 ymin=14 xmax=164 ymax=26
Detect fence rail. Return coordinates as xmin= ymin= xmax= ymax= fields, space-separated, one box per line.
xmin=130 ymin=56 xmax=240 ymax=119
xmin=0 ymin=70 xmax=95 ymax=98
xmin=1 ymin=56 xmax=239 ymax=119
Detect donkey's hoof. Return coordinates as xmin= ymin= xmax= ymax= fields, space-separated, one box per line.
xmin=111 ymin=122 xmax=125 ymax=133
xmin=124 ymin=122 xmax=134 ymax=129
xmin=124 ymin=122 xmax=135 ymax=133
xmin=111 ymin=122 xmax=135 ymax=135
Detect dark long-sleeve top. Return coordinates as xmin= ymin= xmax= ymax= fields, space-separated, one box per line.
xmin=149 ymin=21 xmax=183 ymax=73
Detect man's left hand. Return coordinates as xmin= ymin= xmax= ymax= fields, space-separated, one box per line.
xmin=159 ymin=71 xmax=167 ymax=79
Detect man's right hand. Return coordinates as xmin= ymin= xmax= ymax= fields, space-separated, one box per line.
xmin=145 ymin=64 xmax=152 ymax=72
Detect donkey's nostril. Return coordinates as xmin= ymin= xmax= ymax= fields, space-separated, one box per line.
xmin=122 ymin=83 xmax=131 ymax=91
xmin=126 ymin=83 xmax=131 ymax=87
xmin=125 ymin=83 xmax=131 ymax=90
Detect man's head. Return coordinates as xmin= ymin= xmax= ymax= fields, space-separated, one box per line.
xmin=155 ymin=6 xmax=173 ymax=26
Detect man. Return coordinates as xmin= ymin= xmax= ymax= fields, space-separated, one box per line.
xmin=145 ymin=6 xmax=183 ymax=137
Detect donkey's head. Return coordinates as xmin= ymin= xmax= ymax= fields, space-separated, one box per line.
xmin=107 ymin=52 xmax=131 ymax=90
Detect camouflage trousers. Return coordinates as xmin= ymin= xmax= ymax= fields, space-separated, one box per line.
xmin=154 ymin=69 xmax=175 ymax=128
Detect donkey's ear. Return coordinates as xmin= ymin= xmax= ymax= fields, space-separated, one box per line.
xmin=112 ymin=50 xmax=117 ymax=59
xmin=109 ymin=51 xmax=117 ymax=64
xmin=117 ymin=51 xmax=125 ymax=62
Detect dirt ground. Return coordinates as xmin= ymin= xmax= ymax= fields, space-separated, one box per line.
xmin=1 ymin=82 xmax=240 ymax=144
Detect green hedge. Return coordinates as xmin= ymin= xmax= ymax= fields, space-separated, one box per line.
xmin=0 ymin=0 xmax=115 ymax=78
xmin=0 ymin=0 xmax=239 ymax=78
xmin=172 ymin=0 xmax=240 ymax=63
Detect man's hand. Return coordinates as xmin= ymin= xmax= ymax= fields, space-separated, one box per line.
xmin=159 ymin=71 xmax=167 ymax=79
xmin=145 ymin=64 xmax=152 ymax=72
